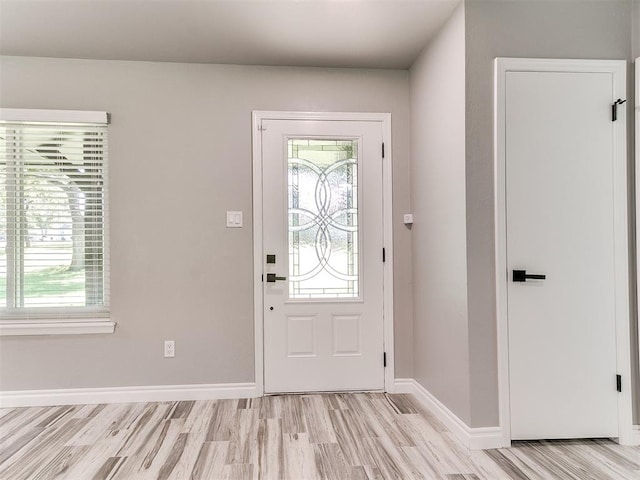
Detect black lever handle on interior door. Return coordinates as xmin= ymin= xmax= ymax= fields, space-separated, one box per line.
xmin=512 ymin=269 xmax=546 ymax=282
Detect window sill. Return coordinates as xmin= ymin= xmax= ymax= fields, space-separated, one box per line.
xmin=0 ymin=321 xmax=116 ymax=336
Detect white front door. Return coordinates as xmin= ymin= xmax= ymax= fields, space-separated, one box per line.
xmin=504 ymin=67 xmax=626 ymax=439
xmin=260 ymin=118 xmax=385 ymax=393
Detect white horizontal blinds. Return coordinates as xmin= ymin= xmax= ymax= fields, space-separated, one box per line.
xmin=0 ymin=120 xmax=109 ymax=319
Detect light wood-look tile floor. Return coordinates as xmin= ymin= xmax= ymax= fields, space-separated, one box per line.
xmin=1 ymin=393 xmax=639 ymax=479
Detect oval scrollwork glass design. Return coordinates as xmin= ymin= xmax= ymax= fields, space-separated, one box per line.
xmin=288 ymin=139 xmax=359 ymax=299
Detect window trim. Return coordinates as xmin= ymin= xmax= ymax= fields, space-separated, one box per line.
xmin=0 ymin=320 xmax=115 ymax=336
xmin=0 ymin=108 xmax=113 ymax=336
xmin=0 ymin=108 xmax=108 ymax=125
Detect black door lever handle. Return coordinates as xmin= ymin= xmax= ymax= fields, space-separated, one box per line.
xmin=266 ymin=273 xmax=287 ymax=283
xmin=513 ymin=269 xmax=546 ymax=282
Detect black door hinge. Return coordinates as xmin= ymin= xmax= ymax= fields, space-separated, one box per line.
xmin=383 ymin=352 xmax=387 ymax=367
xmin=382 ymin=248 xmax=386 ymax=262
xmin=616 ymin=374 xmax=622 ymax=392
xmin=382 ymin=143 xmax=385 ymax=159
xmin=261 ymin=274 xmax=263 ymax=282
xmin=612 ymin=99 xmax=627 ymax=122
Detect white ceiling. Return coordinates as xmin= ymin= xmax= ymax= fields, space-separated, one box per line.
xmin=0 ymin=0 xmax=460 ymax=69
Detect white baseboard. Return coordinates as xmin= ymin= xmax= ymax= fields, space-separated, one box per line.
xmin=0 ymin=382 xmax=258 ymax=408
xmin=5 ymin=378 xmax=633 ymax=448
xmin=395 ymin=378 xmax=505 ymax=450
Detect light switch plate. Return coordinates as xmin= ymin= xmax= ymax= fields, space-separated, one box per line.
xmin=227 ymin=211 xmax=243 ymax=228
xmin=403 ymin=213 xmax=414 ymax=224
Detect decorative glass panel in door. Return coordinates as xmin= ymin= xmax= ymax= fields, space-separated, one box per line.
xmin=288 ymin=139 xmax=359 ymax=299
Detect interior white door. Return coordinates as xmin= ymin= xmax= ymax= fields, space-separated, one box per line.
xmin=506 ymin=70 xmax=620 ymax=439
xmin=261 ymin=119 xmax=385 ymax=393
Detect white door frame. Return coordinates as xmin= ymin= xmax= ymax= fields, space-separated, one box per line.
xmin=494 ymin=58 xmax=634 ymax=446
xmin=251 ymin=111 xmax=395 ymax=396
xmin=635 ymin=58 xmax=640 ymax=445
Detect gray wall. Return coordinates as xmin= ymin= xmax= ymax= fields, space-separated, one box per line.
xmin=409 ymin=4 xmax=471 ymax=424
xmin=464 ymin=0 xmax=636 ymax=427
xmin=0 ymin=56 xmax=413 ymax=390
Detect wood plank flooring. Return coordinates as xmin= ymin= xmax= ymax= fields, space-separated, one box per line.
xmin=1 ymin=393 xmax=639 ymax=479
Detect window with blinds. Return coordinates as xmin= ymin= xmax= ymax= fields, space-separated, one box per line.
xmin=0 ymin=112 xmax=109 ymax=321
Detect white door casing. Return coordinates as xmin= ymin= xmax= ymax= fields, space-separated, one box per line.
xmin=252 ymin=111 xmax=394 ymax=395
xmin=636 ymin=58 xmax=640 ymax=425
xmin=495 ymin=58 xmax=633 ymax=445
